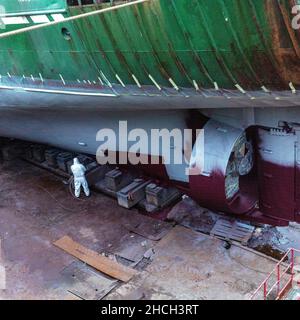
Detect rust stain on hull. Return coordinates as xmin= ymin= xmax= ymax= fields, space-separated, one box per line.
xmin=266 ymin=0 xmax=300 ymax=87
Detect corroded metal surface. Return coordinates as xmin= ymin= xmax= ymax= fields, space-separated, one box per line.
xmin=0 ymin=0 xmax=299 ymax=93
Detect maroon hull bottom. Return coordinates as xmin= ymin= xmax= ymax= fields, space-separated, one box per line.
xmin=256 ymin=127 xmax=300 ymax=225
xmin=189 ymin=171 xmax=257 ymax=216
xmin=142 ymin=126 xmax=300 ymax=226
xmin=140 ymin=166 xmax=294 ymax=227
xmin=258 ymin=163 xmax=296 ymax=223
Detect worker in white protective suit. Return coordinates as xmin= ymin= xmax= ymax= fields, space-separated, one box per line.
xmin=71 ymin=158 xmax=90 ymax=198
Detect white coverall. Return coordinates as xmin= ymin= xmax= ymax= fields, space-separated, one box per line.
xmin=71 ymin=158 xmax=90 ymax=198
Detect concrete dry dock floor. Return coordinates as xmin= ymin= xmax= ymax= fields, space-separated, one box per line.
xmin=0 ymin=159 xmax=276 ymax=300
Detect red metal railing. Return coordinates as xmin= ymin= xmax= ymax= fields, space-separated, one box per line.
xmin=250 ymin=248 xmax=300 ymax=300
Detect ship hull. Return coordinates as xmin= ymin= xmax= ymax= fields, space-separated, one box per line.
xmin=0 ymin=0 xmax=300 ymax=92
xmin=1 ymin=103 xmax=300 ymax=226
xmin=0 ymin=0 xmax=300 ymax=226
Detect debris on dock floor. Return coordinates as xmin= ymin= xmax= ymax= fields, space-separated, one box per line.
xmin=0 ymin=159 xmax=299 ymax=300
xmin=167 ymin=197 xmax=218 ymax=234
xmin=105 ymin=226 xmax=276 ymax=300
xmin=248 ymin=224 xmax=300 ymax=260
xmin=168 ymin=197 xmax=300 ymax=258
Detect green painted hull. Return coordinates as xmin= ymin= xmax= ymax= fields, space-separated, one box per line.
xmin=0 ymin=0 xmax=299 ymax=93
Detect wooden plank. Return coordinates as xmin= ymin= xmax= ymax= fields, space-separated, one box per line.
xmin=210 ymin=218 xmax=254 ymax=244
xmin=54 ymin=236 xmax=138 ymax=282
